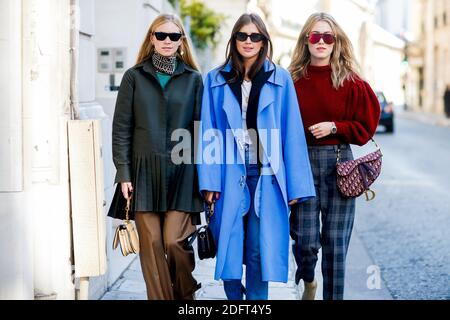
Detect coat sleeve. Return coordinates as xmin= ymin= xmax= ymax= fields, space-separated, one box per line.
xmin=112 ymin=69 xmax=135 ymax=184
xmin=196 ymin=72 xmax=222 ymax=194
xmin=281 ymin=69 xmax=316 ymax=203
xmin=334 ymin=78 xmax=381 ymax=146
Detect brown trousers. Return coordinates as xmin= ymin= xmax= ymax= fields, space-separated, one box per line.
xmin=135 ymin=211 xmax=198 ymax=300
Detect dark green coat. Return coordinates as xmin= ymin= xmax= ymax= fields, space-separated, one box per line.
xmin=111 ymin=58 xmax=204 ymax=221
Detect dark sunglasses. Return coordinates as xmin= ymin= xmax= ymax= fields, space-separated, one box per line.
xmin=307 ymin=33 xmax=336 ymax=45
xmin=153 ymin=32 xmax=183 ymax=42
xmin=235 ymin=32 xmax=266 ymax=43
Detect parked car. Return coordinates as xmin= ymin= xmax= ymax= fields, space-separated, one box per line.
xmin=376 ymin=91 xmax=395 ymax=133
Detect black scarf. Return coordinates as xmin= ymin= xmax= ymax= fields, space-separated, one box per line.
xmin=220 ymin=67 xmax=274 ymax=132
xmin=220 ymin=66 xmax=274 ymax=170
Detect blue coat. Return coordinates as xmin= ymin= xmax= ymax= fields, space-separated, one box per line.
xmin=197 ymin=60 xmax=315 ymax=283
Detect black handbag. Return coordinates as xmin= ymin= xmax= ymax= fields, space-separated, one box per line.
xmin=188 ymin=203 xmax=216 ymax=260
xmin=108 ymin=184 xmax=135 ymax=220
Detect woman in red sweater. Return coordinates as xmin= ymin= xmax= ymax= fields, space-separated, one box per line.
xmin=288 ymin=13 xmax=381 ymax=300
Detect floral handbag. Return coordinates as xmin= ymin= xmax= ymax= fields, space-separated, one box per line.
xmin=336 ymin=139 xmax=382 ymax=201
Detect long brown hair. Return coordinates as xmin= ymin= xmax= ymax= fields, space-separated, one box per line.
xmin=220 ymin=13 xmax=274 ymax=82
xmin=288 ymin=12 xmax=360 ymax=89
xmin=136 ymin=13 xmax=200 ymax=71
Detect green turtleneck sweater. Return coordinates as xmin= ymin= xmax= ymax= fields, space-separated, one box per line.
xmin=156 ymin=72 xmax=171 ymax=89
xmin=155 ymin=60 xmax=178 ymax=89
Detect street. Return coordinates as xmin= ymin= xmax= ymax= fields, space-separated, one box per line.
xmin=354 ymin=113 xmax=450 ymax=300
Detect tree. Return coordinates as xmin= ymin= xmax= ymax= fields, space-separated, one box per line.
xmin=179 ymin=0 xmax=226 ymax=50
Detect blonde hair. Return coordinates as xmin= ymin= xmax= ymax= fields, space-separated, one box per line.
xmin=136 ymin=14 xmax=200 ymax=71
xmin=289 ymin=12 xmax=360 ymax=89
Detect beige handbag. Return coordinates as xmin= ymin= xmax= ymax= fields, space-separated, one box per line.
xmin=112 ymin=197 xmax=139 ymax=256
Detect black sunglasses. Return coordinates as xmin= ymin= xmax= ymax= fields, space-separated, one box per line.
xmin=153 ymin=32 xmax=183 ymax=42
xmin=235 ymin=32 xmax=266 ymax=43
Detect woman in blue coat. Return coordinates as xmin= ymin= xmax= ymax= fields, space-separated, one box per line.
xmin=197 ymin=13 xmax=315 ymax=300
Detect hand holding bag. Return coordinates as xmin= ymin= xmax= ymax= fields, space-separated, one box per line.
xmin=336 ymin=139 xmax=382 ymax=201
xmin=112 ymin=197 xmax=140 ymax=256
xmin=108 ymin=184 xmax=135 ymax=220
xmin=188 ymin=202 xmax=216 ymax=260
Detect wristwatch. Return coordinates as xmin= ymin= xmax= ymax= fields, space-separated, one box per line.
xmin=331 ymin=122 xmax=337 ymax=134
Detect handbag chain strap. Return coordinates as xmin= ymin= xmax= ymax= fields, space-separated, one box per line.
xmin=206 ymin=202 xmax=214 ymax=225
xmin=336 ymin=138 xmax=379 ymax=164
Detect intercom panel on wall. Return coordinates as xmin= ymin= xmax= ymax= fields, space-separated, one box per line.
xmin=97 ymin=47 xmax=127 ymax=73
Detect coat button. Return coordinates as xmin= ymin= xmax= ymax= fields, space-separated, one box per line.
xmin=239 ymin=176 xmax=245 ymax=187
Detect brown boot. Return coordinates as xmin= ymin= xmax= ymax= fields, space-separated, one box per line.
xmin=302 ymin=279 xmax=317 ymax=300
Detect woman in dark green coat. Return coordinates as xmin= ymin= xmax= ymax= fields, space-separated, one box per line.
xmin=110 ymin=13 xmax=203 ymax=300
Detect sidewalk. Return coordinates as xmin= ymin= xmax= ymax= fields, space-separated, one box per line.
xmin=101 ymin=229 xmax=392 ymax=300
xmin=100 ymin=242 xmax=299 ymax=300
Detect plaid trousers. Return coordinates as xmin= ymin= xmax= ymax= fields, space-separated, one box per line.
xmin=290 ymin=144 xmax=355 ymax=300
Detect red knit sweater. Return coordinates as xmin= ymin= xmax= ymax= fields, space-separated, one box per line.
xmin=294 ymin=65 xmax=381 ymax=146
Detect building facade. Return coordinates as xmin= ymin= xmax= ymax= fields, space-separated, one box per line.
xmin=0 ymin=0 xmax=174 ymax=300
xmin=375 ymin=0 xmax=411 ymax=38
xmin=194 ymin=0 xmax=406 ymax=105
xmin=0 ymin=0 xmax=73 ymax=300
xmin=408 ymin=0 xmax=450 ymax=114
